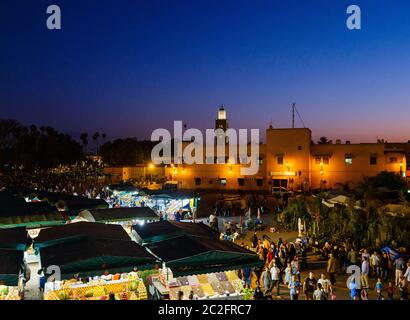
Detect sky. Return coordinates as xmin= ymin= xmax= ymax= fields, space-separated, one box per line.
xmin=1 ymin=0 xmax=410 ymax=143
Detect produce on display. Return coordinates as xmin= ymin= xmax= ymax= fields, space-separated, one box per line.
xmin=44 ymin=274 xmax=147 ymax=300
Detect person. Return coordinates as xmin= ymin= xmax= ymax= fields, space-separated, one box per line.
xmin=159 ymin=211 xmax=164 ymax=221
xmin=398 ymin=275 xmax=408 ymax=300
xmin=108 ymin=293 xmax=116 ymax=300
xmin=284 ymin=262 xmax=292 ymax=285
xmin=387 ymin=282 xmax=395 ymax=300
xmin=174 ymin=210 xmax=182 ymax=222
xmin=243 ymin=267 xmax=251 ymax=288
xmin=370 ymin=251 xmax=380 ymax=278
xmin=361 ymin=288 xmax=369 ymax=300
xmin=270 ymin=263 xmax=281 ymax=296
xmin=380 ymin=252 xmax=389 ymax=281
xmin=360 ymin=248 xmax=370 ymax=261
xmin=253 ymin=284 xmax=264 ymax=300
xmin=209 ymin=212 xmax=216 ymax=229
xmin=288 ymin=275 xmax=301 ymax=300
xmin=289 ymin=243 xmax=296 ymax=262
xmin=291 ymin=256 xmax=301 ymax=282
xmin=404 ymin=262 xmax=410 ymax=283
xmin=349 ymin=278 xmax=359 ymax=300
xmin=252 ymin=232 xmax=258 ymax=249
xmin=301 ymin=245 xmax=308 ymax=270
xmin=375 ymin=278 xmax=384 ymax=300
xmin=327 ymin=253 xmax=337 ymax=285
xmin=361 ymin=256 xmax=370 ymax=289
xmin=177 ymin=291 xmax=184 ymax=300
xmin=303 ymin=272 xmax=317 ymax=300
xmin=317 ymin=273 xmax=332 ymax=299
xmin=313 ymin=282 xmax=327 ymax=300
xmin=188 ymin=290 xmax=198 ymax=300
xmin=394 ymin=256 xmax=405 ymax=287
xmin=38 ymin=268 xmax=45 ymax=292
xmin=260 ymin=267 xmax=271 ymax=294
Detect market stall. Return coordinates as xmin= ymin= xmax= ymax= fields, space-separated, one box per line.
xmin=75 ymin=207 xmax=159 ymax=234
xmin=0 ymin=228 xmax=31 ymax=250
xmin=146 ymin=235 xmax=263 ymax=276
xmin=107 ymin=183 xmax=145 ymax=208
xmin=39 ymin=237 xmax=158 ymax=280
xmin=44 ymin=270 xmax=150 ymax=300
xmin=0 ymin=249 xmax=25 ymax=300
xmin=33 ymin=222 xmax=131 ymax=251
xmin=142 ymin=190 xmax=199 ymax=220
xmin=149 ymin=267 xmax=246 ymax=300
xmin=132 ymin=221 xmax=219 ymax=245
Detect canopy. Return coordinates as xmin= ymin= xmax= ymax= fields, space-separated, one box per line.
xmin=34 ymin=222 xmax=130 ymax=250
xmin=40 ymin=238 xmax=158 ymax=280
xmin=380 ymin=246 xmax=403 ymax=261
xmin=0 ymin=228 xmax=31 ymax=250
xmin=147 ymin=235 xmax=262 ymax=276
xmin=108 ymin=182 xmax=139 ymax=192
xmin=62 ymin=198 xmax=108 ymax=211
xmin=0 ymin=249 xmax=24 ymax=286
xmin=0 ymin=202 xmax=66 ymax=229
xmin=132 ymin=221 xmax=219 ymax=245
xmin=142 ymin=189 xmax=197 ymax=200
xmin=80 ymin=207 xmax=158 ymax=223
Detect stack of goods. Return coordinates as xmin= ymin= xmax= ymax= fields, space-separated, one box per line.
xmin=0 ymin=286 xmax=20 ymax=300
xmin=167 ymin=270 xmax=245 ymax=300
xmin=44 ymin=273 xmax=147 ymax=300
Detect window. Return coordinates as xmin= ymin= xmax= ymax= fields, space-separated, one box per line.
xmin=370 ymin=155 xmax=377 ymax=165
xmin=345 ymin=155 xmax=353 ymax=165
xmin=237 ymin=178 xmax=245 ymax=186
xmin=258 ymin=156 xmax=263 ymax=165
xmin=206 ymin=157 xmax=214 ymax=164
xmin=256 ymin=179 xmax=263 ymax=187
xmin=390 ymin=157 xmax=398 ymax=163
xmin=315 ymin=157 xmax=321 ymax=165
xmin=194 ymin=177 xmax=201 ymax=186
xmin=240 ymin=157 xmax=249 ymax=164
xmin=277 ymin=156 xmax=284 ymax=165
xmin=298 ymin=146 xmax=302 ymax=151
xmin=219 ymin=178 xmax=227 ymax=186
xmin=323 ymin=157 xmax=329 ymax=165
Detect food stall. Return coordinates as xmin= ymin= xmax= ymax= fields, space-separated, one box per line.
xmin=75 ymin=207 xmax=159 ymax=234
xmin=0 ymin=249 xmax=25 ymax=300
xmin=150 ymin=267 xmax=245 ymax=300
xmin=44 ymin=271 xmax=149 ymax=300
xmin=38 ymin=236 xmax=159 ymax=300
xmin=132 ymin=220 xmax=219 ymax=245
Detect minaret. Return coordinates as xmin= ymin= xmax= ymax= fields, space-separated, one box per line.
xmin=215 ymin=105 xmax=228 ymax=131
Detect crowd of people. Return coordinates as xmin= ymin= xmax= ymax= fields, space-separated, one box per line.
xmin=235 ymin=233 xmax=410 ymax=300
xmin=0 ymin=164 xmax=108 ymax=199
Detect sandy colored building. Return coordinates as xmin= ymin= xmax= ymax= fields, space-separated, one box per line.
xmin=105 ymin=107 xmax=409 ymax=191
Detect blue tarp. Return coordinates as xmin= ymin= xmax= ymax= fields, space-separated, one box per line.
xmin=380 ymin=246 xmax=403 ymax=261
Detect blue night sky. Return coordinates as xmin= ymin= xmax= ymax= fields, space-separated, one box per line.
xmin=1 ymin=0 xmax=410 ymax=143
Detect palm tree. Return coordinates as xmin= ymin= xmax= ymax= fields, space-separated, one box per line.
xmin=318 ymin=136 xmax=330 ymax=144
xmin=80 ymin=132 xmax=88 ymax=154
xmin=92 ymin=132 xmax=100 ymax=154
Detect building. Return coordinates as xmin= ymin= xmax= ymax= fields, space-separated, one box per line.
xmin=163 ymin=107 xmax=408 ymax=191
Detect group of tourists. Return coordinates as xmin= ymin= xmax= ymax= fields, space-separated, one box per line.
xmin=236 ymin=232 xmax=410 ymax=300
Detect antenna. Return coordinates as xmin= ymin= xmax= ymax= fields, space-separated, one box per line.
xmin=291 ymin=102 xmax=306 ymax=128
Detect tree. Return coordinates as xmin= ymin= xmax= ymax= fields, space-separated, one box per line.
xmin=0 ymin=119 xmax=84 ymax=169
xmin=92 ymin=132 xmax=100 ymax=154
xmin=318 ymin=137 xmax=330 ymax=144
xmin=80 ymin=132 xmax=88 ymax=154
